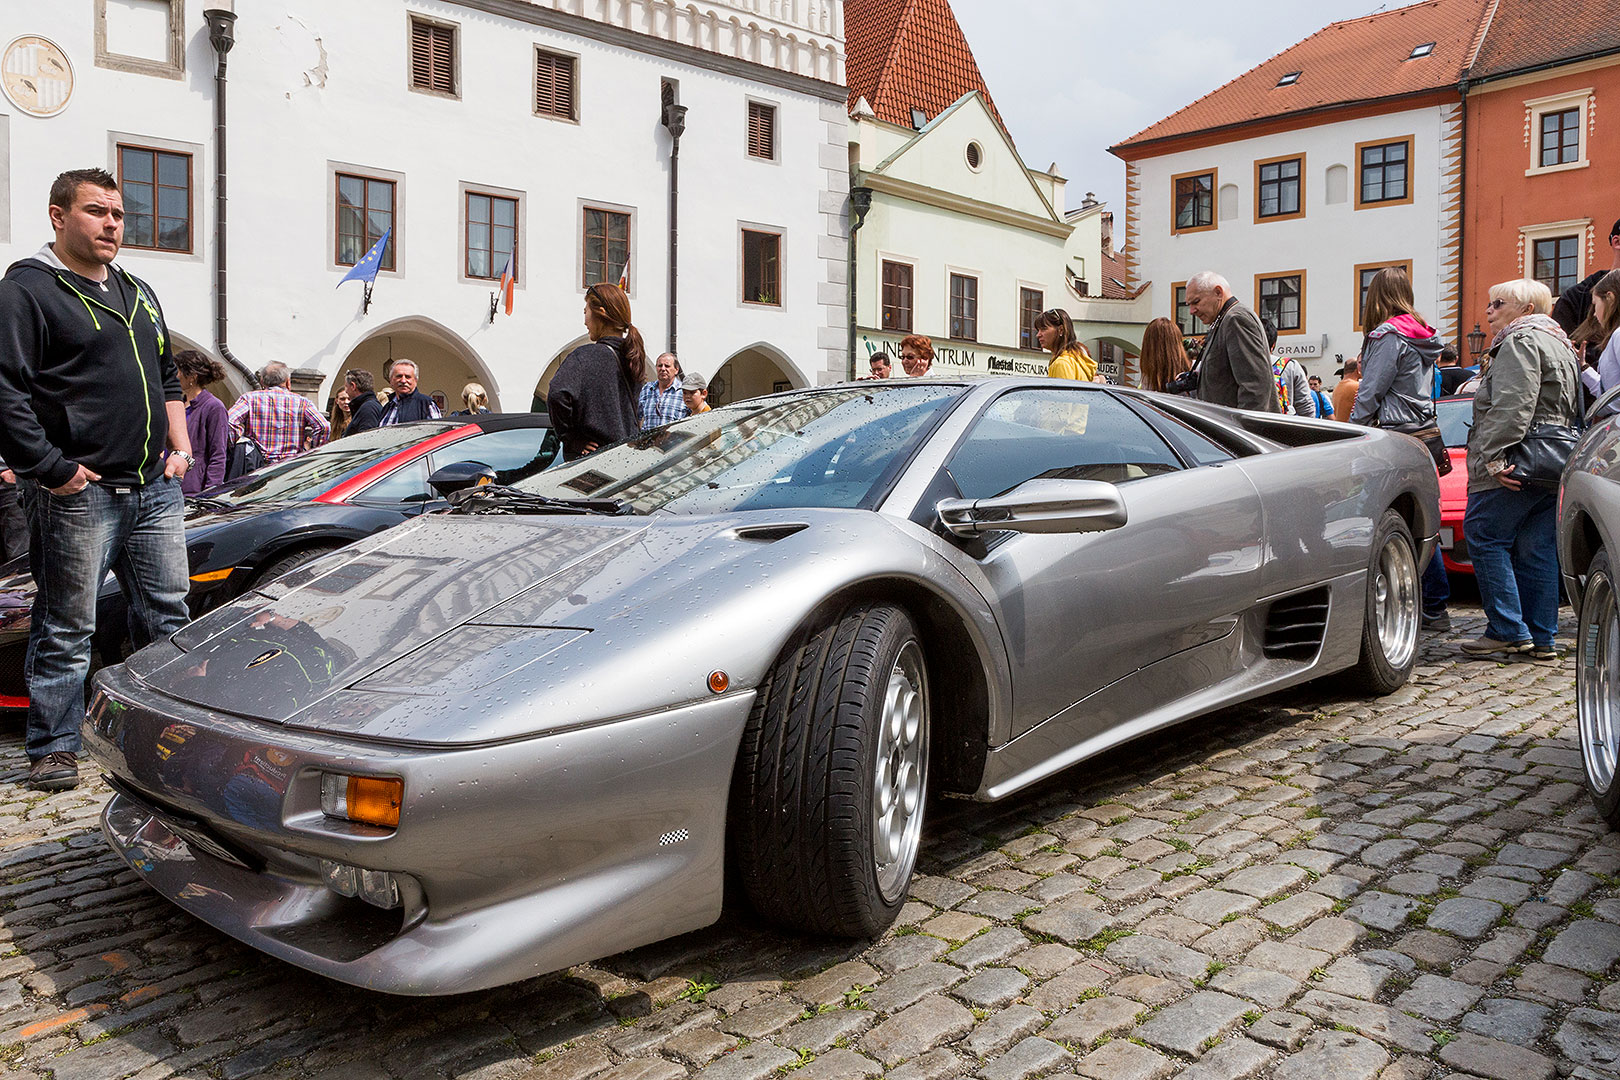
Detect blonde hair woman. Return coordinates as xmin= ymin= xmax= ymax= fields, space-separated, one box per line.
xmin=458 ymin=382 xmax=490 ymax=415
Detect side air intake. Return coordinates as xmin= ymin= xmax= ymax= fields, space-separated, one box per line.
xmin=1263 ymin=586 xmax=1330 ymax=661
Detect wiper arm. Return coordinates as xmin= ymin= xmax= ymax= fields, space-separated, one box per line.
xmin=447 ymin=485 xmax=634 ymax=516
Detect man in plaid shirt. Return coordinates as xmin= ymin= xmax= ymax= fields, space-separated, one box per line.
xmin=228 ymin=362 xmax=330 ymax=464
xmin=638 ymin=352 xmax=688 ymax=430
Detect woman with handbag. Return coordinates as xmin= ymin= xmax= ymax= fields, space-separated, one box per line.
xmin=1349 ymin=267 xmax=1451 ymax=629
xmin=1462 ymin=279 xmax=1580 ymax=660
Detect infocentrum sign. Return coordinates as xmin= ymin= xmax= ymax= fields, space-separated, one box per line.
xmin=855 ymin=329 xmax=1054 ymax=378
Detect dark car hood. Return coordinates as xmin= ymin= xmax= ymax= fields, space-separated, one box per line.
xmin=142 ymin=515 xmax=653 ymax=723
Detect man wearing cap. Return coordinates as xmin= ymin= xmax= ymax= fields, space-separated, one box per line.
xmin=1331 ymin=357 xmax=1361 ymax=421
xmin=681 ymin=372 xmax=711 ymax=414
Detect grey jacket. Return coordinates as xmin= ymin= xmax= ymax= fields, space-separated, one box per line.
xmin=1281 ymin=359 xmax=1315 ymax=417
xmin=1197 ymin=299 xmax=1280 ymax=412
xmin=1466 ymin=323 xmax=1579 ymax=493
xmin=1350 ymin=316 xmax=1442 ymax=429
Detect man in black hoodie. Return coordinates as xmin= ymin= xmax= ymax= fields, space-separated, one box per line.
xmin=342 ymin=369 xmax=384 ymax=435
xmin=0 ymin=168 xmax=194 ymax=791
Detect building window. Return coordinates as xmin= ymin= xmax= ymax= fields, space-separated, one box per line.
xmin=1355 ymin=137 xmax=1413 ymax=209
xmin=881 ymin=260 xmax=913 ymax=332
xmin=94 ymin=0 xmax=185 ymax=80
xmin=534 ymin=48 xmax=577 ymax=120
xmin=1533 ymin=236 xmax=1581 ymax=296
xmin=583 ymin=206 xmax=630 ymax=289
xmin=409 ymin=15 xmax=457 ymax=97
xmin=949 ymin=273 xmax=978 ymax=341
xmin=1019 ymin=288 xmax=1044 ymax=350
xmin=747 ymin=101 xmax=776 ymax=160
xmin=1540 ymin=108 xmax=1580 ymax=168
xmin=335 ymin=173 xmax=395 ymax=270
xmin=742 ymin=229 xmax=780 ymax=305
xmin=117 ymin=144 xmax=190 ymax=252
xmin=1171 ymin=170 xmax=1216 ymax=234
xmin=1353 ymin=260 xmax=1414 ymax=331
xmin=466 ymin=192 xmax=517 ymax=281
xmin=1172 ymin=282 xmax=1207 ymax=336
xmin=1256 ymin=272 xmax=1305 ymax=334
xmin=1255 ymin=155 xmax=1304 ymax=221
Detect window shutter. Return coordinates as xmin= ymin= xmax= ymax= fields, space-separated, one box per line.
xmin=536 ymin=51 xmax=576 ymax=119
xmin=410 ymin=20 xmax=455 ymax=94
xmin=747 ymin=102 xmax=775 ymax=159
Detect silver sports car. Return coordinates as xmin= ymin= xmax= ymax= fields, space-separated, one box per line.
xmin=1558 ymin=387 xmax=1620 ymax=830
xmin=86 ymin=379 xmax=1440 ymax=994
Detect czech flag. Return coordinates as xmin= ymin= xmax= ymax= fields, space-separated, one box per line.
xmin=497 ymin=241 xmax=516 ymax=316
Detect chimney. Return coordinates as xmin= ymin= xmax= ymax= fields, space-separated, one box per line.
xmin=1080 ymin=191 xmax=1098 ymax=208
xmin=1101 ymin=211 xmax=1114 ymax=251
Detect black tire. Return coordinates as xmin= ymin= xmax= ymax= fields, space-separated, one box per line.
xmin=1576 ymin=550 xmax=1620 ymax=829
xmin=729 ymin=603 xmax=929 ymax=937
xmin=250 ymin=546 xmax=339 ymax=589
xmin=1345 ymin=509 xmax=1421 ymax=695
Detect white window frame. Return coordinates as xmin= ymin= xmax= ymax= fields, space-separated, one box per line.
xmin=94 ymin=0 xmax=185 ymax=80
xmin=1524 ymin=88 xmax=1592 ymax=177
xmin=1520 ymin=218 xmax=1591 ymax=285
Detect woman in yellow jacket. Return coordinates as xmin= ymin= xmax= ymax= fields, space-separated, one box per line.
xmin=1034 ymin=308 xmax=1098 ymax=381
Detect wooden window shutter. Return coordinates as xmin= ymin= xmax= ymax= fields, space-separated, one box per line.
xmin=411 ymin=19 xmax=455 ymax=94
xmin=747 ymin=101 xmax=775 ymax=159
xmin=535 ymin=50 xmax=576 ymax=118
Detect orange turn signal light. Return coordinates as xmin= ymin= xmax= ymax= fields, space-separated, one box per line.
xmin=708 ymin=670 xmax=730 ymax=694
xmin=346 ymin=776 xmax=403 ymax=828
xmin=189 ymin=568 xmax=233 ymax=583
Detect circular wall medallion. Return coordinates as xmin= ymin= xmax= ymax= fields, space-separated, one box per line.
xmin=2 ymin=36 xmax=74 ymax=118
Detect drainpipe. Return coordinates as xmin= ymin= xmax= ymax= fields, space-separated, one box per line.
xmin=661 ymin=87 xmax=687 ymax=356
xmin=848 ymin=184 xmax=873 ymax=380
xmin=204 ymin=4 xmax=241 ymax=374
xmin=1455 ymin=76 xmax=1470 ymax=356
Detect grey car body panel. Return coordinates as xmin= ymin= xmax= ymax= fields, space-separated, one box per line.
xmin=84 ymin=379 xmax=1439 ymax=994
xmin=1560 ymin=408 xmax=1620 ymax=608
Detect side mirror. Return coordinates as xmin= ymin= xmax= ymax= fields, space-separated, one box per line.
xmin=428 ymin=461 xmax=497 ymax=497
xmin=937 ymin=478 xmax=1128 ymax=537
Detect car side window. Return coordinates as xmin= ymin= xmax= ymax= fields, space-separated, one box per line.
xmin=353 ymin=458 xmax=431 ymax=503
xmin=1128 ymin=402 xmax=1236 ymax=467
xmin=947 ymin=390 xmax=1183 ymax=500
xmin=429 ymin=428 xmax=557 ymax=483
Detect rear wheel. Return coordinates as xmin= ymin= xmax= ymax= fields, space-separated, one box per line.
xmin=1346 ymin=509 xmax=1420 ymax=695
xmin=730 ymin=603 xmax=929 ymax=937
xmin=1577 ymin=550 xmax=1620 ymax=828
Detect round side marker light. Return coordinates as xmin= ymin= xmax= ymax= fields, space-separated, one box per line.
xmin=708 ymin=670 xmax=730 ymax=694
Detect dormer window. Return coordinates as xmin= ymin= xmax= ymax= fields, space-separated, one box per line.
xmin=910 ymin=107 xmax=928 ymax=130
xmin=1276 ymin=71 xmax=1301 ymax=87
xmin=1408 ymin=42 xmax=1435 ymax=59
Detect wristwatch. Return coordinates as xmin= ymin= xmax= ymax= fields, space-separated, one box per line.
xmin=173 ymin=450 xmax=195 ymax=468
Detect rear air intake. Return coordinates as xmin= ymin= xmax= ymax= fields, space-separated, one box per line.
xmin=1263 ymin=586 xmax=1330 ymax=661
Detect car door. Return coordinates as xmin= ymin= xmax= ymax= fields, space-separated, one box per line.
xmin=938 ymin=387 xmax=1265 ymax=739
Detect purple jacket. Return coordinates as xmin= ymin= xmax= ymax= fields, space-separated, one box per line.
xmin=183 ymin=388 xmax=229 ymax=494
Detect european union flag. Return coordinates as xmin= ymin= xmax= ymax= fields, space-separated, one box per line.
xmin=337 ymin=227 xmax=392 ymax=287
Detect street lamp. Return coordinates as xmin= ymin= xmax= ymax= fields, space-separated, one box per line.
xmin=1467 ymin=322 xmax=1486 ymax=360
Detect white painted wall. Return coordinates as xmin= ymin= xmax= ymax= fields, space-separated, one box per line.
xmin=0 ymin=0 xmax=848 ymax=407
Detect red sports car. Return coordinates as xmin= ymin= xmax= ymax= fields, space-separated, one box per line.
xmin=1435 ymin=394 xmax=1472 ymax=574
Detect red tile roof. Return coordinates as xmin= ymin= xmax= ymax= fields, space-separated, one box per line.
xmin=1101 ymin=249 xmax=1130 ymax=299
xmin=1470 ymin=0 xmax=1620 ymax=80
xmin=845 ymin=0 xmax=1004 ymax=130
xmin=1112 ymin=0 xmax=1492 ymax=152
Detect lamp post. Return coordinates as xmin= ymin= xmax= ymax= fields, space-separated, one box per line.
xmin=1467 ymin=323 xmax=1486 ymax=360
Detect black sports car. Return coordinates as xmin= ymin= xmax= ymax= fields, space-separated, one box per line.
xmin=0 ymin=414 xmax=556 ymax=707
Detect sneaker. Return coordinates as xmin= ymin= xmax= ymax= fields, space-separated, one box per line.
xmin=1459 ymin=636 xmax=1532 ymax=657
xmin=1525 ymin=644 xmax=1560 ymax=661
xmin=26 ymin=751 xmax=78 ymax=791
xmin=1422 ymin=613 xmax=1452 ymax=631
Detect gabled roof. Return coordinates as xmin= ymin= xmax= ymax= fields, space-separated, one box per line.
xmin=1100 ymin=249 xmax=1130 ymax=300
xmin=1111 ymin=0 xmax=1492 ymax=153
xmin=845 ymin=0 xmax=1004 ymax=131
xmin=1470 ymin=0 xmax=1620 ymax=81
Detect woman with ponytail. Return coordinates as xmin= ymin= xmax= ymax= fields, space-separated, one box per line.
xmin=547 ymin=283 xmax=647 ymax=459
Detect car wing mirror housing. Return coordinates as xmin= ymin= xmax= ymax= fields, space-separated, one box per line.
xmin=937 ymin=478 xmax=1128 ymax=537
xmin=428 ymin=461 xmax=497 ymax=497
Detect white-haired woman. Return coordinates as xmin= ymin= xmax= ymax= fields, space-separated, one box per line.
xmin=1462 ymin=279 xmax=1579 ymax=660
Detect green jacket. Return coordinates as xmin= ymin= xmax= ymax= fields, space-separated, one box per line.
xmin=1466 ymin=323 xmax=1578 ymax=493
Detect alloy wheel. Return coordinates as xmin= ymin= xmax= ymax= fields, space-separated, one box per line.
xmin=873 ymin=640 xmax=928 ymax=903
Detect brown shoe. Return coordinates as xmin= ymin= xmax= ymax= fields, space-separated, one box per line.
xmin=27 ymin=751 xmax=78 ymax=791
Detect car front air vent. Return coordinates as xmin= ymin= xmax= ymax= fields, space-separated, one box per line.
xmin=1263 ymin=586 xmax=1331 ymax=661
xmin=731 ymin=523 xmax=809 ymax=543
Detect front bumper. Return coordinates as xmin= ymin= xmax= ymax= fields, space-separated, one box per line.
xmin=87 ymin=664 xmax=754 ymax=995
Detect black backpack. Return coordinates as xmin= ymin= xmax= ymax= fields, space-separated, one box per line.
xmin=224 ymin=436 xmax=267 ymax=482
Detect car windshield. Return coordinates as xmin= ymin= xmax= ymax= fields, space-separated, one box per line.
xmin=203 ymin=423 xmax=453 ymax=507
xmin=512 ymin=384 xmax=964 ymax=514
xmin=1437 ymin=396 xmax=1473 ymax=448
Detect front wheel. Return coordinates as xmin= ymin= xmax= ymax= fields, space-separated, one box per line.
xmin=1346 ymin=509 xmax=1420 ymax=695
xmin=729 ymin=603 xmax=929 ymax=937
xmin=1577 ymin=550 xmax=1620 ymax=829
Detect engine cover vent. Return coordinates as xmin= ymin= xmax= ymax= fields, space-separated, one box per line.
xmin=1263 ymin=586 xmax=1331 ymax=661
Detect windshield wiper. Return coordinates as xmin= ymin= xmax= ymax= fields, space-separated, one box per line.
xmin=447 ymin=485 xmax=634 ymax=516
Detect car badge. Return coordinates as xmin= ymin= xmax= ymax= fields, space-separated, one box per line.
xmin=245 ymin=648 xmax=283 ymax=669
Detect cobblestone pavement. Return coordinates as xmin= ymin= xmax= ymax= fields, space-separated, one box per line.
xmin=3 ymin=608 xmax=1619 ymax=1080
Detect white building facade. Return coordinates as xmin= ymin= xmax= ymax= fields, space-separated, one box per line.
xmin=0 ymin=0 xmax=849 ymax=409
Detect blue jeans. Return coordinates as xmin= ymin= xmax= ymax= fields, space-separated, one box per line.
xmin=18 ymin=478 xmax=189 ymax=759
xmin=1464 ymin=485 xmax=1559 ymax=647
xmin=1422 ymin=539 xmax=1450 ymax=618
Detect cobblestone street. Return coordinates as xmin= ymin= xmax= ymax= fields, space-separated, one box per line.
xmin=2 ymin=608 xmax=1618 ymax=1080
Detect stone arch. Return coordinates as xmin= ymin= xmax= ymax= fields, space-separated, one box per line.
xmin=712 ymin=341 xmax=801 ymax=407
xmin=169 ymin=330 xmax=253 ymax=406
xmin=336 ymin=316 xmax=502 ymax=412
xmin=531 ymin=334 xmax=594 ymax=411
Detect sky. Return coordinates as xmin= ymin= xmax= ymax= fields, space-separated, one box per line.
xmin=951 ymin=0 xmax=1428 ymax=219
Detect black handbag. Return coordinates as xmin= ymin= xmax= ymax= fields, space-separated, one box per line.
xmin=1504 ymin=423 xmax=1580 ymax=490
xmin=1380 ymin=415 xmax=1452 ymax=477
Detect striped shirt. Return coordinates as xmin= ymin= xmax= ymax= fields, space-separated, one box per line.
xmin=638 ymin=381 xmax=688 ymax=429
xmin=228 ymin=386 xmax=331 ymax=464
